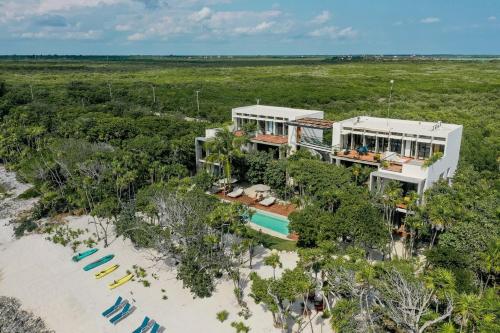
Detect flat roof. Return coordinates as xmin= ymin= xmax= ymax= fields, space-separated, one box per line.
xmin=339 ymin=116 xmax=461 ymax=137
xmin=233 ymin=105 xmax=323 ymax=119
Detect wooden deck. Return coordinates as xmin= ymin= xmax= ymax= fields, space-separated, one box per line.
xmin=216 ymin=193 xmax=296 ymax=217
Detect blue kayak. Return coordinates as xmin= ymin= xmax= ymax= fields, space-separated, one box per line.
xmin=72 ymin=248 xmax=98 ymax=262
xmin=83 ymin=254 xmax=114 ymax=271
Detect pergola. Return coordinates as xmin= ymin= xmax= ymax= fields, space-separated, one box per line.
xmin=286 ymin=117 xmax=335 ymax=129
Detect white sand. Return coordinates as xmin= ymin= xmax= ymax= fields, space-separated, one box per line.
xmin=0 ymin=166 xmax=332 ymax=333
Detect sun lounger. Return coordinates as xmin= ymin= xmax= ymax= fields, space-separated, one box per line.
xmin=132 ymin=316 xmax=152 ymax=333
xmin=101 ymin=296 xmax=124 ymax=317
xmin=150 ymin=322 xmax=161 ymax=333
xmin=109 ymin=303 xmax=134 ymax=324
xmin=227 ymin=188 xmax=243 ymax=198
xmin=259 ymin=196 xmax=276 ymax=207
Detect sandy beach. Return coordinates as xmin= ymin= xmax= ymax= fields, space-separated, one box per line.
xmin=0 ymin=166 xmax=331 ymax=333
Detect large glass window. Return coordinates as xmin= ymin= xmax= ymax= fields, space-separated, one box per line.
xmin=265 ymin=121 xmax=273 ymax=134
xmin=365 ymin=136 xmax=376 ymax=151
xmin=390 ymin=139 xmax=402 ymax=153
xmin=432 ymin=143 xmax=445 ymax=154
xmin=417 ymin=143 xmax=431 ymax=159
xmin=353 ymin=134 xmax=363 ymax=148
xmin=377 ymin=137 xmax=387 ymax=152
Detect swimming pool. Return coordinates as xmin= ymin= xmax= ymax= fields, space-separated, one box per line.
xmin=250 ymin=210 xmax=290 ymax=236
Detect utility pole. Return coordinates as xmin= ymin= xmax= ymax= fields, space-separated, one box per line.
xmin=387 ymin=79 xmax=394 ymax=126
xmin=152 ymin=85 xmax=156 ymax=104
xmin=107 ymin=82 xmax=112 ymax=100
xmin=195 ymin=90 xmax=200 ymax=116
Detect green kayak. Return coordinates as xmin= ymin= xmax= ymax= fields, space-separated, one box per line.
xmin=72 ymin=248 xmax=98 ymax=262
xmin=83 ymin=254 xmax=115 ymax=271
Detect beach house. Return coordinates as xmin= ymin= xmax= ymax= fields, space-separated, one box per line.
xmin=195 ymin=105 xmax=462 ymax=203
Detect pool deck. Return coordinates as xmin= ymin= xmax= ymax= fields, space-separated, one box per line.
xmin=216 ymin=193 xmax=296 ymax=217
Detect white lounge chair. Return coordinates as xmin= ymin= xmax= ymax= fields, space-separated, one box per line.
xmin=259 ymin=196 xmax=276 ymax=207
xmin=227 ymin=188 xmax=244 ymax=198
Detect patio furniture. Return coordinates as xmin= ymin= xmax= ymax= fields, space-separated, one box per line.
xmin=227 ymin=188 xmax=243 ymax=198
xmin=259 ymin=196 xmax=276 ymax=207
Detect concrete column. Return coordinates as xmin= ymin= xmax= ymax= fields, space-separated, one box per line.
xmin=414 ymin=136 xmax=419 ymax=158
xmin=375 ymin=135 xmax=379 ymax=153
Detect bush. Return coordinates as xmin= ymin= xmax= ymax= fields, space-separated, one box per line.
xmin=13 ymin=217 xmax=37 ymax=238
xmin=216 ymin=310 xmax=229 ymax=322
xmin=17 ymin=187 xmax=40 ymax=199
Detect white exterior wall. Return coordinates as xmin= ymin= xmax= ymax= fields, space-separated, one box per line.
xmin=422 ymin=126 xmax=463 ymax=189
xmin=331 ymin=122 xmax=342 ymax=149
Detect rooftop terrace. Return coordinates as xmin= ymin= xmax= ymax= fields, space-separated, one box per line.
xmin=340 ymin=116 xmax=461 ymax=137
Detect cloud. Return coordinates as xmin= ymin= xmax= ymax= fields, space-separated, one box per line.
xmin=19 ymin=29 xmax=101 ymax=40
xmin=115 ymin=24 xmax=132 ymax=31
xmin=310 ymin=10 xmax=331 ymax=25
xmin=0 ymin=0 xmax=125 ymax=23
xmin=189 ymin=7 xmax=212 ymax=22
xmin=133 ymin=0 xmax=168 ymax=10
xmin=127 ymin=32 xmax=146 ymax=40
xmin=233 ymin=21 xmax=274 ymax=35
xmin=34 ymin=14 xmax=68 ymax=27
xmin=309 ymin=26 xmax=357 ymax=39
xmin=420 ymin=17 xmax=440 ymax=24
xmin=488 ymin=16 xmax=496 ymax=21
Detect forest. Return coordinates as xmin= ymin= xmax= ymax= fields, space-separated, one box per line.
xmin=0 ymin=57 xmax=498 ymax=332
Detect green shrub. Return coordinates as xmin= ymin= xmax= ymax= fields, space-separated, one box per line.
xmin=216 ymin=310 xmax=229 ymax=322
xmin=17 ymin=187 xmax=40 ymax=199
xmin=13 ymin=217 xmax=37 ymax=238
xmin=230 ymin=321 xmax=250 ymax=333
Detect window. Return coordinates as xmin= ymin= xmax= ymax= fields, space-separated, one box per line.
xmin=390 ymin=139 xmax=402 ymax=153
xmin=417 ymin=143 xmax=431 ymax=159
xmin=366 ymin=137 xmax=376 ymax=150
xmin=265 ymin=121 xmax=273 ymax=134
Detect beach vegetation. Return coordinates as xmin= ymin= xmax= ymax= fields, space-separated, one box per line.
xmin=216 ymin=310 xmax=229 ymax=322
xmin=230 ymin=321 xmax=250 ymax=333
xmin=0 ymin=296 xmax=53 ymax=333
xmin=17 ymin=187 xmax=39 ymax=199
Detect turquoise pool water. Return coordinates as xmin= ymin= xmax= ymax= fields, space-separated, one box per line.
xmin=250 ymin=211 xmax=290 ymax=235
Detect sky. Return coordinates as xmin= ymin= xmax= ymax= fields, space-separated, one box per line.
xmin=0 ymin=0 xmax=499 ymax=55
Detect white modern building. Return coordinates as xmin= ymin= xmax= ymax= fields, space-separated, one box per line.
xmin=195 ymin=105 xmax=463 ymax=203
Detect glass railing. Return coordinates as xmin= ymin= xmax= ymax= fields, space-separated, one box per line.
xmin=299 ymin=136 xmax=331 ymax=148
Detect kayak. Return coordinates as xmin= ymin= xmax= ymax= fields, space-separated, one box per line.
xmin=109 ymin=273 xmax=134 ymax=290
xmin=83 ymin=254 xmax=115 ymax=271
xmin=72 ymin=248 xmax=98 ymax=262
xmin=95 ymin=264 xmax=119 ymax=279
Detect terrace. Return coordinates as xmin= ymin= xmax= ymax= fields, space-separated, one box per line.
xmin=251 ymin=134 xmax=288 ymax=145
xmin=333 ymin=149 xmax=418 ymax=173
xmin=216 ymin=192 xmax=296 ymax=217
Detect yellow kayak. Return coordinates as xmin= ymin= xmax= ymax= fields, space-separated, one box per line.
xmin=109 ymin=273 xmax=134 ymax=290
xmin=95 ymin=264 xmax=119 ymax=279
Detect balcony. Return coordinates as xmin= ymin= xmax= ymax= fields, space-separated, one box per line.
xmin=251 ymin=134 xmax=288 ymax=145
xmin=299 ymin=136 xmax=332 ymax=152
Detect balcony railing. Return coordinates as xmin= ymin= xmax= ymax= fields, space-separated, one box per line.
xmin=299 ymin=136 xmax=332 ymax=150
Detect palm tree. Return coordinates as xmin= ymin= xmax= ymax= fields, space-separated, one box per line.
xmin=455 ymin=293 xmax=481 ymax=333
xmin=204 ymin=127 xmax=248 ymax=194
xmin=376 ymin=180 xmax=403 ymax=259
xmin=478 ymin=239 xmax=500 ymax=293
xmin=402 ymin=191 xmax=420 ymax=258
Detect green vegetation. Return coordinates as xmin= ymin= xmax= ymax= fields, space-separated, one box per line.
xmin=0 ymin=58 xmax=498 ymax=332
xmin=17 ymin=187 xmax=39 ymax=199
xmin=216 ymin=310 xmax=229 ymax=323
